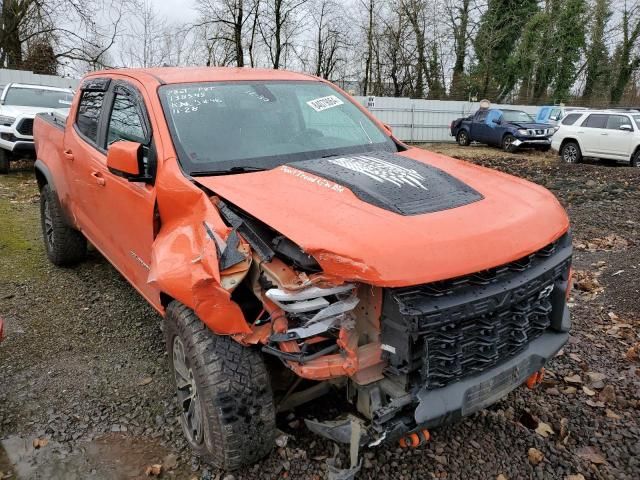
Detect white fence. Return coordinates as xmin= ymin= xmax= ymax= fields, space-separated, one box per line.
xmin=354 ymin=96 xmax=540 ymax=143
xmin=0 ymin=69 xmax=78 ymax=90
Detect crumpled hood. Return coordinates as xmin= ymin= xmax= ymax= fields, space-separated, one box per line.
xmin=194 ymin=148 xmax=569 ymax=287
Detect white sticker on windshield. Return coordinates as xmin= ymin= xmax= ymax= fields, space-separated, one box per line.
xmin=306 ymin=95 xmax=343 ymax=112
xmin=58 ymin=99 xmax=72 ymax=105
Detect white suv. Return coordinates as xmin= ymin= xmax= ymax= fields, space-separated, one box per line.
xmin=0 ymin=83 xmax=74 ymax=173
xmin=551 ymin=110 xmax=640 ymax=167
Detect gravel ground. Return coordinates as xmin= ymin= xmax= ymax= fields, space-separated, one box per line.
xmin=0 ymin=147 xmax=639 ymax=480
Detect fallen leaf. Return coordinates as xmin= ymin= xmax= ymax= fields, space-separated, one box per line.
xmin=582 ymin=386 xmax=595 ymax=396
xmin=32 ymin=438 xmax=48 ymax=449
xmin=576 ymin=446 xmax=606 ymax=464
xmin=598 ymin=385 xmax=616 ymax=403
xmin=528 ymin=447 xmax=544 ymax=465
xmin=586 ymin=372 xmax=606 ymax=384
xmin=586 ymin=400 xmax=605 ymax=408
xmin=569 ymin=353 xmax=582 ymax=362
xmin=138 ymin=377 xmax=153 ymax=386
xmin=564 ymin=374 xmax=582 ymax=384
xmin=535 ymin=422 xmax=555 ymax=438
xmin=607 ymin=312 xmax=619 ymax=321
xmin=145 ymin=464 xmax=162 ymax=476
xmin=625 ymin=343 xmax=639 ymax=362
xmin=559 ymin=418 xmax=570 ymax=444
xmin=497 ymin=475 xmax=508 ymax=480
xmin=275 ymin=433 xmax=289 ymax=448
xmin=605 ymin=409 xmax=621 ymax=420
xmin=562 ymin=386 xmax=577 ymax=395
xmin=566 ymin=475 xmax=586 ymax=480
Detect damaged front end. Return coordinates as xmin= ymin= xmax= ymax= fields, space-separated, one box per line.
xmin=152 ymin=164 xmax=573 ymax=454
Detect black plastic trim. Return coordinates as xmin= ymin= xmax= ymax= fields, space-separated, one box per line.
xmin=414 ymin=329 xmax=568 ymax=426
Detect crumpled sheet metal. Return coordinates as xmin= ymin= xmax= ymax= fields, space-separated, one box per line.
xmin=148 ymin=158 xmax=251 ymax=335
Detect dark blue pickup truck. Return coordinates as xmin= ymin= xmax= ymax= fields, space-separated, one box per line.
xmin=450 ymin=108 xmax=555 ymax=152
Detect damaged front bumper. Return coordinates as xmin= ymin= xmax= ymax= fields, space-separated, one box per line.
xmin=511 ymin=137 xmax=552 ymax=148
xmin=306 ymin=324 xmax=568 ymax=447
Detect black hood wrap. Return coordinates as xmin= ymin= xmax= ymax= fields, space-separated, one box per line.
xmin=290 ymin=151 xmax=483 ymax=216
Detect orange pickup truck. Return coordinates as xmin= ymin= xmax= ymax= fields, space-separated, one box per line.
xmin=33 ymin=67 xmax=572 ymax=470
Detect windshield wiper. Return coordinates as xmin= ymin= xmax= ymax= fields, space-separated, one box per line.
xmin=190 ymin=166 xmax=268 ymax=176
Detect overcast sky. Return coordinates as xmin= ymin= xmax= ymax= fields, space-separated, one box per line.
xmin=148 ymin=0 xmax=198 ymax=23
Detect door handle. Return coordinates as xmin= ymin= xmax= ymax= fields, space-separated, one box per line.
xmin=600 ymin=132 xmax=608 ymax=135
xmin=63 ymin=149 xmax=74 ymax=160
xmin=91 ymin=171 xmax=106 ymax=186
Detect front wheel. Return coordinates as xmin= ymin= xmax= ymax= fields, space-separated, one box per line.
xmin=164 ymin=302 xmax=276 ymax=470
xmin=0 ymin=150 xmax=9 ymax=174
xmin=502 ymin=134 xmax=517 ymax=152
xmin=456 ymin=130 xmax=470 ymax=146
xmin=561 ymin=141 xmax=582 ymax=164
xmin=631 ymin=150 xmax=640 ymax=168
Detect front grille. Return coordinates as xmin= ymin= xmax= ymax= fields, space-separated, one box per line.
xmin=381 ymin=234 xmax=572 ymax=390
xmin=16 ymin=118 xmax=34 ymax=136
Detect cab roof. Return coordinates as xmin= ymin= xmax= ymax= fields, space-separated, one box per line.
xmin=86 ymin=66 xmax=320 ymax=86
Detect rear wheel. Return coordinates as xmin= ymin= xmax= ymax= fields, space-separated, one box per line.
xmin=39 ymin=184 xmax=87 ymax=266
xmin=456 ymin=130 xmax=470 ymax=146
xmin=561 ymin=141 xmax=582 ymax=164
xmin=164 ymin=301 xmax=276 ymax=470
xmin=502 ymin=134 xmax=516 ymax=152
xmin=0 ymin=150 xmax=9 ymax=174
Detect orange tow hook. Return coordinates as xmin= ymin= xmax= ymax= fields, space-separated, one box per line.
xmin=526 ymin=368 xmax=545 ymax=389
xmin=399 ymin=429 xmax=430 ymax=448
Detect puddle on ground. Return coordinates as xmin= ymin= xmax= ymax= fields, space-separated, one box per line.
xmin=0 ymin=433 xmax=178 ymax=480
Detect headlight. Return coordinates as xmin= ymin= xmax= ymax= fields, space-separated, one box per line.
xmin=517 ymin=129 xmax=528 ymax=135
xmin=0 ymin=115 xmax=15 ymax=126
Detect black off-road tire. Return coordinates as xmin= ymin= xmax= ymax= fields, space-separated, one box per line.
xmin=631 ymin=150 xmax=640 ymax=168
xmin=561 ymin=141 xmax=582 ymax=164
xmin=163 ymin=302 xmax=276 ymax=470
xmin=0 ymin=150 xmax=9 ymax=174
xmin=502 ymin=134 xmax=517 ymax=152
xmin=456 ymin=130 xmax=471 ymax=146
xmin=40 ymin=184 xmax=87 ymax=266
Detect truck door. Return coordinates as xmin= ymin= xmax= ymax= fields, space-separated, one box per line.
xmin=471 ymin=109 xmax=491 ymax=144
xmin=63 ymin=78 xmax=112 ymax=244
xmin=485 ymin=109 xmax=504 ymax=146
xmin=64 ymin=78 xmax=159 ymax=306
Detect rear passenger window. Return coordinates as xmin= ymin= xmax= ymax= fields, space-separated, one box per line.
xmin=581 ymin=114 xmax=608 ymax=129
xmin=76 ymin=91 xmax=105 ymax=143
xmin=606 ymin=115 xmax=633 ymax=130
xmin=562 ymin=113 xmax=581 ymax=126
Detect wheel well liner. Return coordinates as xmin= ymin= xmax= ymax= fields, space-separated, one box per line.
xmin=34 ymin=159 xmax=54 ymax=191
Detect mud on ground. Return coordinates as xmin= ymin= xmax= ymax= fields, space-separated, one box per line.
xmin=0 ymin=147 xmax=639 ymax=480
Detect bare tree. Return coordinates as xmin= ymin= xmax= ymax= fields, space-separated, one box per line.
xmin=120 ymin=0 xmax=171 ymax=68
xmin=195 ymin=0 xmax=259 ymax=67
xmin=258 ymin=0 xmax=309 ymax=69
xmin=310 ymin=0 xmax=348 ymax=79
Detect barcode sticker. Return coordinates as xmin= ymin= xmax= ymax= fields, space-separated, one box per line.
xmin=306 ymin=95 xmax=344 ymax=112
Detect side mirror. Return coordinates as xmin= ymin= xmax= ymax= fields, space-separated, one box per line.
xmin=491 ymin=117 xmax=501 ymax=125
xmin=549 ymin=115 xmax=559 ymax=121
xmin=620 ymin=124 xmax=633 ymax=132
xmin=107 ymin=140 xmax=142 ymax=179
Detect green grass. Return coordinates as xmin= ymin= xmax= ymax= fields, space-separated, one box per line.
xmin=0 ymin=172 xmax=45 ymax=282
